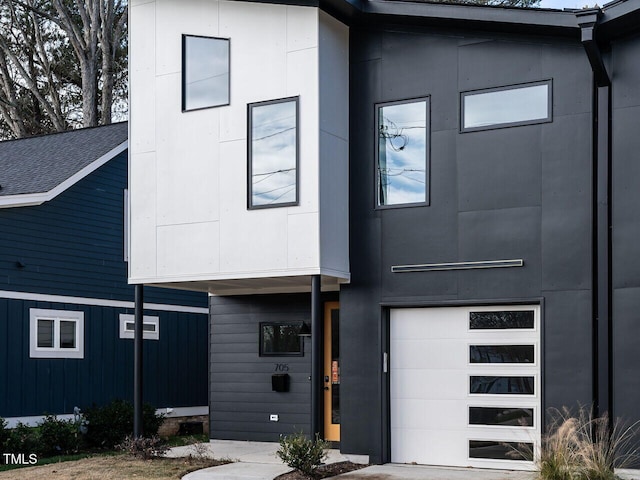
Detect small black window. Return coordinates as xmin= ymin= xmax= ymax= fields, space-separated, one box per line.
xmin=248 ymin=97 xmax=299 ymax=209
xmin=470 ymin=311 xmax=534 ymax=330
xmin=182 ymin=35 xmax=230 ymax=111
xmin=469 ymin=440 xmax=532 ymax=461
xmin=470 ymin=345 xmax=535 ymax=364
xmin=461 ymin=80 xmax=551 ymax=132
xmin=470 ymin=376 xmax=535 ymax=395
xmin=469 ymin=407 xmax=534 ymax=427
xmin=260 ymin=323 xmax=303 ymax=356
xmin=376 ymin=97 xmax=429 ymax=208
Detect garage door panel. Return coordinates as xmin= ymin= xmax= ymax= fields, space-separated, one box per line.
xmin=390 ymin=305 xmax=540 ymax=470
xmin=391 ymin=369 xmax=468 ymax=400
xmin=391 ymin=339 xmax=468 ymax=369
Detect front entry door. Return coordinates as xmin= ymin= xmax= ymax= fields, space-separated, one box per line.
xmin=323 ymin=302 xmax=340 ymax=442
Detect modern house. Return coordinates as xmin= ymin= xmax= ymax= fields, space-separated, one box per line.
xmin=0 ymin=123 xmax=209 ymax=429
xmin=128 ymin=0 xmax=640 ymax=470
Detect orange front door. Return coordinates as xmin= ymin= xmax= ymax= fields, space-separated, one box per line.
xmin=323 ymin=302 xmax=340 ymax=441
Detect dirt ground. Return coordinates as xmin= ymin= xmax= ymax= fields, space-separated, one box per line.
xmin=0 ymin=455 xmax=223 ymax=480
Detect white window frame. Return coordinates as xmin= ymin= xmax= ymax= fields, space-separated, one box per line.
xmin=119 ymin=314 xmax=159 ymax=340
xmin=29 ymin=308 xmax=84 ymax=359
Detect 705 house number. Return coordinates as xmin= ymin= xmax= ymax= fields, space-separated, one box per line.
xmin=274 ymin=363 xmax=289 ymax=372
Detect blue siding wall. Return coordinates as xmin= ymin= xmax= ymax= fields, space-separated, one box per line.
xmin=0 ymin=149 xmax=208 ymax=417
xmin=0 ymin=151 xmax=206 ymax=308
xmin=0 ymin=298 xmax=207 ymax=417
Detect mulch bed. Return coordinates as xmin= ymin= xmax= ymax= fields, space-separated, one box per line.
xmin=274 ymin=461 xmax=368 ymax=480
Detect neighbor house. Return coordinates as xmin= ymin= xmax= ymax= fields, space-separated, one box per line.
xmin=128 ymin=0 xmax=640 ymax=470
xmin=0 ymin=123 xmax=209 ymax=430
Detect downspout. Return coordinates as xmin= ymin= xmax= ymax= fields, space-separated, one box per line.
xmin=576 ymin=9 xmax=612 ymax=421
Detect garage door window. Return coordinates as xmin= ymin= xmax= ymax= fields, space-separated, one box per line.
xmin=470 ymin=345 xmax=534 ymax=363
xmin=470 ymin=310 xmax=534 ymax=330
xmin=469 ymin=441 xmax=532 ymax=461
xmin=469 ymin=407 xmax=534 ymax=427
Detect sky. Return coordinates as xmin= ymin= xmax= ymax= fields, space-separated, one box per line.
xmin=537 ymin=0 xmax=600 ymax=8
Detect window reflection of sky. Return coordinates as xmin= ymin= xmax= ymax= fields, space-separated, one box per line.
xmin=464 ymin=84 xmax=548 ymax=129
xmin=184 ymin=36 xmax=229 ymax=110
xmin=251 ymin=100 xmax=297 ymax=206
xmin=378 ymin=101 xmax=427 ymax=206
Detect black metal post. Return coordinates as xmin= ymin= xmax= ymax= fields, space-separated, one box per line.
xmin=310 ymin=275 xmax=322 ymax=438
xmin=134 ymin=284 xmax=144 ymax=438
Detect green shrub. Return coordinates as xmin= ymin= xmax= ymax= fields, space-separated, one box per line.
xmin=117 ymin=435 xmax=169 ymax=460
xmin=0 ymin=417 xmax=9 ymax=452
xmin=277 ymin=431 xmax=329 ymax=476
xmin=5 ymin=422 xmax=41 ymax=457
xmin=83 ymin=399 xmax=164 ymax=449
xmin=38 ymin=415 xmax=80 ymax=456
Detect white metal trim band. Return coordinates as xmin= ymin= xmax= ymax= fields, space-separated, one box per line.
xmin=391 ymin=259 xmax=524 ymax=273
xmin=0 ymin=290 xmax=208 ymax=314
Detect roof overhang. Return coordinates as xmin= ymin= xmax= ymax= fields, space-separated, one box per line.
xmin=0 ymin=140 xmax=128 ymax=209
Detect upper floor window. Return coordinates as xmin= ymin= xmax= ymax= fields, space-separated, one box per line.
xmin=248 ymin=97 xmax=299 ymax=209
xmin=182 ymin=35 xmax=230 ymax=111
xmin=461 ymin=80 xmax=552 ymax=132
xmin=376 ymin=97 xmax=429 ymax=208
xmin=29 ymin=308 xmax=84 ymax=359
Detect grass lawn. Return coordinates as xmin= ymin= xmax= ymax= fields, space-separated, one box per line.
xmin=0 ymin=454 xmax=225 ymax=479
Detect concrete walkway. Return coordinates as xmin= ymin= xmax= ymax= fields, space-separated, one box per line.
xmin=169 ymin=440 xmax=640 ymax=480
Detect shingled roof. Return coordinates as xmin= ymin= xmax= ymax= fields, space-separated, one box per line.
xmin=0 ymin=122 xmax=128 ymax=207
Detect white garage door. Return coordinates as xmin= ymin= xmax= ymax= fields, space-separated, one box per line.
xmin=390 ymin=305 xmax=540 ymax=470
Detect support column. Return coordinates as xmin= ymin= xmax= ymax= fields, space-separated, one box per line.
xmin=311 ymin=275 xmax=322 ymax=438
xmin=134 ymin=284 xmax=144 ymax=437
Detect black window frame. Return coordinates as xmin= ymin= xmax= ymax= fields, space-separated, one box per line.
xmin=259 ymin=322 xmax=304 ymax=357
xmin=460 ymin=79 xmax=552 ymax=133
xmin=181 ymin=34 xmax=230 ymax=112
xmin=247 ymin=96 xmax=300 ymax=210
xmin=374 ymin=96 xmax=431 ymax=210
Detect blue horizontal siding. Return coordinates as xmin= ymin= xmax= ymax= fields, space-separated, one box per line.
xmin=0 ymin=151 xmax=207 ymax=308
xmin=0 ymin=297 xmax=208 ymax=417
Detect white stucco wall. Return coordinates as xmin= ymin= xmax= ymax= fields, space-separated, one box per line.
xmin=129 ymin=0 xmax=349 ymax=292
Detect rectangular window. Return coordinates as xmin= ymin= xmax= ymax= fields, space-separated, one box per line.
xmin=30 ymin=309 xmax=84 ymax=359
xmin=469 ymin=407 xmax=534 ymax=427
xmin=470 ymin=376 xmax=535 ymax=395
xmin=470 ymin=311 xmax=535 ymax=330
xmin=119 ymin=314 xmax=159 ymax=340
xmin=259 ymin=323 xmax=303 ymax=356
xmin=461 ymin=80 xmax=551 ymax=132
xmin=469 ymin=440 xmax=532 ymax=461
xmin=182 ymin=34 xmax=230 ymax=111
xmin=248 ymin=97 xmax=299 ymax=209
xmin=470 ymin=345 xmax=535 ymax=364
xmin=376 ymin=97 xmax=429 ymax=207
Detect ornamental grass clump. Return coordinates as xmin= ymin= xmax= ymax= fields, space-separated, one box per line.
xmin=277 ymin=431 xmax=329 ymax=477
xmin=537 ymin=406 xmax=640 ymax=480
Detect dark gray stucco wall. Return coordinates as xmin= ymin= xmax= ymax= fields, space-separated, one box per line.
xmin=342 ymin=25 xmax=594 ymax=462
xmin=209 ymin=293 xmax=336 ymax=442
xmin=611 ymin=32 xmax=640 ymax=432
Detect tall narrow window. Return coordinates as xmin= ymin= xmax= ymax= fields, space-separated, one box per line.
xmin=461 ymin=80 xmax=551 ymax=132
xmin=248 ymin=97 xmax=299 ymax=209
xmin=376 ymin=97 xmax=429 ymax=207
xmin=182 ymin=35 xmax=230 ymax=111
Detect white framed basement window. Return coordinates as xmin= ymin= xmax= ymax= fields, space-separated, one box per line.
xmin=29 ymin=308 xmax=84 ymax=359
xmin=119 ymin=314 xmax=159 ymax=340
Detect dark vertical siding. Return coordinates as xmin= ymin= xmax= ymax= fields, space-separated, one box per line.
xmin=611 ymin=33 xmax=640 ymax=433
xmin=209 ymin=293 xmax=335 ymax=442
xmin=0 ymin=298 xmax=207 ymax=417
xmin=344 ymin=26 xmax=594 ymax=461
xmin=0 ymin=149 xmax=208 ymax=418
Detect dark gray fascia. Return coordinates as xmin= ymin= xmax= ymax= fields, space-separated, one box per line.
xmin=576 ymin=9 xmax=611 ymax=87
xmin=599 ymin=0 xmax=640 ymax=40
